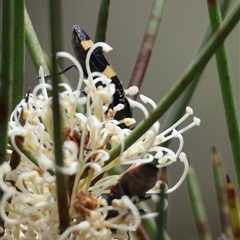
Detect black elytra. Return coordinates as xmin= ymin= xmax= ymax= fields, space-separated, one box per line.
xmin=72 ymin=25 xmax=132 ymax=123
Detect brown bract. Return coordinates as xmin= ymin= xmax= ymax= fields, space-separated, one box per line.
xmin=74 ymin=192 xmax=99 ymax=218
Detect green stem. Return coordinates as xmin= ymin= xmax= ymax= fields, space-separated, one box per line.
xmin=0 ymin=0 xmax=14 ymax=235
xmin=187 ymin=166 xmax=213 ymax=240
xmin=154 ymin=185 xmax=166 ymax=240
xmin=25 ymin=5 xmax=50 ymax=78
xmin=161 ymin=0 xmax=231 ymax=135
xmin=128 ymin=0 xmax=167 ymax=96
xmin=13 ymin=0 xmax=25 ymax=109
xmin=226 ymin=175 xmax=240 ymax=239
xmin=211 ymin=147 xmax=233 ymax=239
xmin=0 ymin=0 xmax=14 ymax=164
xmin=56 ymin=3 xmax=64 ymax=69
xmin=207 ymin=0 xmax=240 ymax=189
xmin=157 ymin=0 xmax=231 ymax=231
xmin=49 ymin=0 xmax=69 ymax=234
xmin=108 ymin=2 xmax=240 ymax=162
xmin=138 ymin=201 xmax=158 ymax=239
xmin=95 ymin=0 xmax=110 ymax=42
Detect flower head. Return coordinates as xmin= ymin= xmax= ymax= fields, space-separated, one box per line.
xmin=0 ymin=42 xmax=200 ymax=239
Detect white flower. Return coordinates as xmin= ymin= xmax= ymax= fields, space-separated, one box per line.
xmin=0 ymin=43 xmax=200 ymax=240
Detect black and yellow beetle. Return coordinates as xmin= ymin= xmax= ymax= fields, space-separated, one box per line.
xmin=72 ymin=26 xmax=160 ymax=219
xmin=72 ymin=25 xmax=132 ymax=123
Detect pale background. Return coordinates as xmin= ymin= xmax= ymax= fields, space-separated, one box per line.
xmin=10 ymin=1 xmax=240 ymax=239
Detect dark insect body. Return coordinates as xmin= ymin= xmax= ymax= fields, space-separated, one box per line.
xmin=111 ymin=163 xmax=158 ymax=200
xmin=72 ymin=25 xmax=132 ymax=122
xmin=102 ymin=163 xmax=159 ymax=218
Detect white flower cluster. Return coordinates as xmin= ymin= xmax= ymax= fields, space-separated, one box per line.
xmin=0 ymin=43 xmax=200 ymax=240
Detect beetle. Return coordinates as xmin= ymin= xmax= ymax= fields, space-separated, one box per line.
xmin=101 ymin=163 xmax=159 ymax=218
xmin=71 ymin=27 xmax=159 ymax=217
xmin=72 ymin=25 xmax=132 ymax=123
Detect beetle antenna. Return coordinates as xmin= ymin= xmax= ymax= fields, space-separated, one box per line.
xmin=37 ymin=64 xmax=77 ymax=79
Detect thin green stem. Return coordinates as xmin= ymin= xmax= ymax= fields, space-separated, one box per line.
xmin=0 ymin=0 xmax=14 ymax=164
xmin=154 ymin=185 xmax=166 ymax=240
xmin=158 ymin=0 xmax=231 ymax=230
xmin=187 ymin=166 xmax=213 ymax=240
xmin=13 ymin=0 xmax=25 ymax=109
xmin=226 ymin=175 xmax=240 ymax=239
xmin=49 ymin=0 xmax=69 ymax=234
xmin=207 ymin=0 xmax=240 ymax=189
xmin=0 ymin=0 xmax=14 ymax=235
xmin=128 ymin=0 xmax=167 ymax=97
xmin=157 ymin=0 xmax=231 ymax=232
xmin=95 ymin=0 xmax=110 ymax=42
xmin=139 ymin=201 xmax=158 ymax=239
xmin=56 ymin=3 xmax=64 ymax=69
xmin=108 ymin=2 xmax=240 ymax=162
xmin=211 ymin=147 xmax=233 ymax=239
xmin=161 ymin=0 xmax=231 ymax=135
xmin=25 ymin=5 xmax=50 ymax=78
xmin=160 ymin=167 xmax=168 ymax=229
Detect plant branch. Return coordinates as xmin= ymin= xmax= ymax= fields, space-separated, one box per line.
xmin=128 ymin=0 xmax=167 ymax=98
xmin=108 ymin=1 xmax=240 ymax=162
xmin=25 ymin=5 xmax=50 ymax=78
xmin=161 ymin=0 xmax=232 ymax=135
xmin=207 ymin=0 xmax=240 ymax=188
xmin=95 ymin=0 xmax=110 ymax=42
xmin=187 ymin=166 xmax=213 ymax=240
xmin=13 ymin=0 xmax=25 ymax=109
xmin=49 ymin=0 xmax=69 ymax=234
xmin=0 ymin=0 xmax=14 ymax=164
xmin=211 ymin=147 xmax=233 ymax=239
